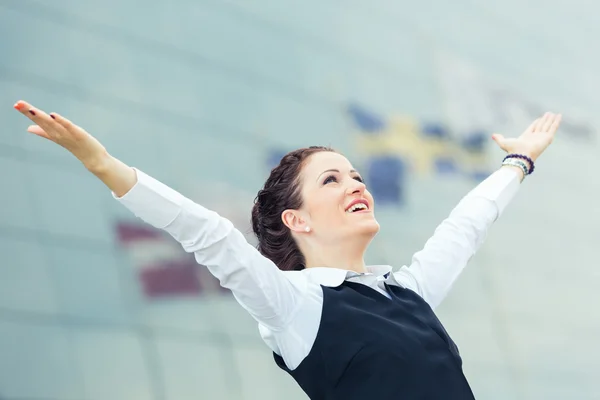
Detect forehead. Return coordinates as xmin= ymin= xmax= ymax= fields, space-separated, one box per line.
xmin=302 ymin=151 xmax=355 ymax=177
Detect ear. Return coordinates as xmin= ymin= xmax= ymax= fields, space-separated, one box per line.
xmin=281 ymin=209 xmax=309 ymax=233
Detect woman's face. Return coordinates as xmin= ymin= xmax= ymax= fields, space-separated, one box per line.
xmin=290 ymin=151 xmax=380 ymax=244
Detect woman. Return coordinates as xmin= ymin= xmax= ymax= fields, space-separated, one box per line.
xmin=13 ymin=100 xmax=561 ymax=399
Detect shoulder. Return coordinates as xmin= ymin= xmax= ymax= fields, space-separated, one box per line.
xmin=279 ymin=269 xmax=310 ymax=289
xmin=259 ymin=271 xmax=327 ymax=370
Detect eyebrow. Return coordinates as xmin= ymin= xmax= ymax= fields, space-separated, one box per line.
xmin=317 ymin=169 xmax=359 ymax=181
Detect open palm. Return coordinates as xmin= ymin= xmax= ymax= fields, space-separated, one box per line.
xmin=13 ymin=100 xmax=107 ymax=169
xmin=492 ymin=112 xmax=562 ymax=161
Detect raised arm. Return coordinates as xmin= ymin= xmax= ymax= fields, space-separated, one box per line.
xmin=393 ymin=113 xmax=562 ymax=309
xmin=13 ymin=100 xmax=304 ymax=330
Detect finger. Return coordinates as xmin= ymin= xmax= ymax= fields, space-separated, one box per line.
xmin=524 ymin=119 xmax=539 ymax=134
xmin=27 ymin=124 xmax=44 ymax=134
xmin=533 ymin=113 xmax=549 ymax=132
xmin=548 ymin=114 xmax=562 ymax=134
xmin=541 ymin=112 xmax=557 ymax=132
xmin=14 ymin=100 xmax=43 ymax=119
xmin=27 ymin=125 xmax=52 ymax=140
xmin=491 ymin=133 xmax=506 ymax=147
xmin=49 ymin=112 xmax=76 ymax=132
xmin=14 ymin=100 xmax=61 ymax=133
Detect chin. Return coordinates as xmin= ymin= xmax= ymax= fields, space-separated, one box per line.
xmin=357 ymin=218 xmax=380 ymax=237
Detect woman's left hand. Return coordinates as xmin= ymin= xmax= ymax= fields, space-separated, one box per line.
xmin=491 ymin=112 xmax=562 ymax=162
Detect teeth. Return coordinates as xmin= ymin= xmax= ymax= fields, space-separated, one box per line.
xmin=346 ymin=203 xmax=368 ymax=213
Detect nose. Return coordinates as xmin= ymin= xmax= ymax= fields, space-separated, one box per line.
xmin=346 ymin=178 xmax=366 ymax=196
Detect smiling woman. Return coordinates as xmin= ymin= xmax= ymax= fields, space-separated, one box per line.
xmin=254 ymin=148 xmax=380 ymax=273
xmin=12 ymin=99 xmax=561 ymax=399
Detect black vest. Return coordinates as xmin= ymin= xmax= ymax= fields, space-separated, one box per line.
xmin=274 ymin=281 xmax=476 ymax=399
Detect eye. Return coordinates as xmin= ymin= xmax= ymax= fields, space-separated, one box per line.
xmin=323 ymin=175 xmax=338 ymax=184
xmin=353 ymin=176 xmax=364 ymax=183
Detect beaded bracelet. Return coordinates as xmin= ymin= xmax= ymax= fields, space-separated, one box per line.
xmin=503 ymin=154 xmax=534 ymax=174
xmin=502 ymin=158 xmax=529 ymax=177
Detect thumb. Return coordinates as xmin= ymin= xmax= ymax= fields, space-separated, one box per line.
xmin=27 ymin=125 xmax=52 ymax=140
xmin=491 ymin=133 xmax=506 ymax=148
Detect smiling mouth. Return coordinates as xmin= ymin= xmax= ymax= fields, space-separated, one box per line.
xmin=345 ymin=203 xmax=369 ymax=213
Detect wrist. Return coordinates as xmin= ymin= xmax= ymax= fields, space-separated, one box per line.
xmin=509 ymin=149 xmax=537 ymax=164
xmin=501 ymin=165 xmax=525 ymax=182
xmin=503 ymin=153 xmax=535 ymax=176
xmin=83 ymin=150 xmax=112 ymax=175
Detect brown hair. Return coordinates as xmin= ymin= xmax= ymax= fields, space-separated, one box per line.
xmin=251 ymin=146 xmax=335 ymax=271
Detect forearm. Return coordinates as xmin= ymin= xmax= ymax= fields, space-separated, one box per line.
xmin=502 ymin=164 xmax=525 ymax=182
xmin=394 ymin=167 xmax=521 ymax=308
xmin=115 ymin=169 xmax=303 ymax=329
xmin=87 ymin=153 xmax=138 ymax=198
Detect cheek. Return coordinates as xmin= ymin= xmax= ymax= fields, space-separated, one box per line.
xmin=365 ymin=191 xmax=375 ymax=208
xmin=306 ymin=195 xmax=343 ymax=225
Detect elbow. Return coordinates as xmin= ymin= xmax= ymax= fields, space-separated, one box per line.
xmin=168 ymin=209 xmax=234 ymax=253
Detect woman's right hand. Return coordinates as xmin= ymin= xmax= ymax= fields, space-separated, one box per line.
xmin=13 ymin=100 xmax=109 ymax=172
xmin=14 ymin=100 xmax=137 ymax=196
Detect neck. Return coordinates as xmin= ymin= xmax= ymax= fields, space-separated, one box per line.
xmin=303 ymin=238 xmax=369 ymax=273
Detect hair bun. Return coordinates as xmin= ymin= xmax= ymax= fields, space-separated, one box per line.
xmin=250 ymin=146 xmax=334 ymax=271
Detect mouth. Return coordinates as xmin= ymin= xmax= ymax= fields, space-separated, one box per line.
xmin=345 ymin=199 xmax=370 ymax=213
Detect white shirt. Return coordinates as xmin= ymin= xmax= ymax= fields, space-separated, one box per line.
xmin=115 ymin=167 xmax=520 ymax=370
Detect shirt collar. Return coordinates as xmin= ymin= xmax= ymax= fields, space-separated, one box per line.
xmin=302 ymin=265 xmax=394 ymax=287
